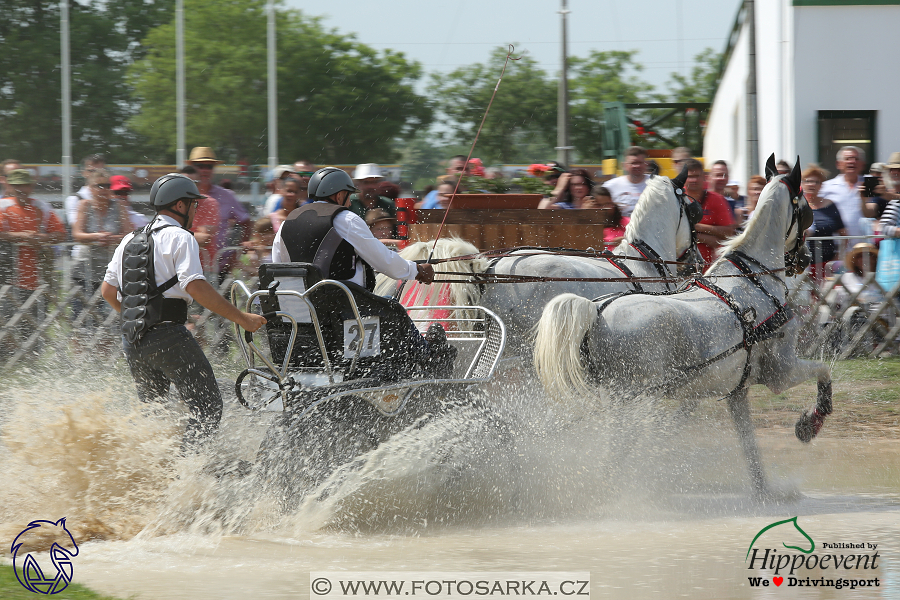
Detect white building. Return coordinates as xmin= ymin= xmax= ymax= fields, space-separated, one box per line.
xmin=704 ymin=0 xmax=900 ymax=186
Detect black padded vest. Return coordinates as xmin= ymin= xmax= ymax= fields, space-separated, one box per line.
xmin=120 ymin=221 xmax=188 ymax=343
xmin=278 ymin=202 xmax=375 ymax=291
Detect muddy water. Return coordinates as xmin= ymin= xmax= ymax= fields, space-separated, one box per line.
xmin=1 ymin=372 xmax=898 ymax=600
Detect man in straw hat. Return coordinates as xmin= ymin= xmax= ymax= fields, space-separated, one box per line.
xmin=348 ymin=163 xmax=396 ymax=220
xmin=188 ymin=146 xmax=251 ymax=282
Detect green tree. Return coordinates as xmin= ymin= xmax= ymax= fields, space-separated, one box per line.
xmin=665 ymin=47 xmax=722 ymax=103
xmin=129 ymin=2 xmax=430 ymax=164
xmin=567 ymin=50 xmax=655 ymax=162
xmin=428 ymin=47 xmax=557 ymax=165
xmin=397 ymin=132 xmax=454 ymax=190
xmin=0 ymin=0 xmax=171 ymax=163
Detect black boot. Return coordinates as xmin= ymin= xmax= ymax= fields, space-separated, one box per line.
xmin=425 ymin=323 xmax=457 ymax=378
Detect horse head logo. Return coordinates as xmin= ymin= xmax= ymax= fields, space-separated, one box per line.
xmin=11 ymin=518 xmax=79 ymax=594
xmin=746 ymin=516 xmax=815 ymax=561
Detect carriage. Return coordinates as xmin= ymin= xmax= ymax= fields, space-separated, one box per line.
xmin=229 ymin=262 xmax=507 ymax=495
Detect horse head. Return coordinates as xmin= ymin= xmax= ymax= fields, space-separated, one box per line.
xmin=712 ymin=155 xmax=809 ymax=273
xmin=11 ymin=518 xmax=79 ymax=558
xmin=625 ymin=170 xmax=702 ymax=271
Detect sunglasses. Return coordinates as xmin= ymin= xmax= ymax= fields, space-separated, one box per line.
xmin=296 ymin=171 xmax=315 ymax=177
xmin=114 ymin=189 xmax=131 ymax=195
xmin=193 ymin=163 xmax=215 ymax=170
xmin=94 ymin=183 xmax=110 ymax=189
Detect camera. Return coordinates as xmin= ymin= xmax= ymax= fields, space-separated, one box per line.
xmin=863 ymin=175 xmax=879 ymax=198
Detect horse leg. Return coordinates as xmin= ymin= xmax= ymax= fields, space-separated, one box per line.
xmin=725 ymin=388 xmax=767 ymax=497
xmin=795 ymin=378 xmax=833 ymax=443
xmin=761 ymin=350 xmax=833 ymax=444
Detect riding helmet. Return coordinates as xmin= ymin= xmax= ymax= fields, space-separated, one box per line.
xmin=308 ymin=167 xmax=358 ymax=201
xmin=149 ymin=173 xmax=205 ymax=209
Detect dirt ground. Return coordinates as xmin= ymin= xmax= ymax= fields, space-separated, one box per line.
xmin=743 ymin=358 xmax=900 ymax=438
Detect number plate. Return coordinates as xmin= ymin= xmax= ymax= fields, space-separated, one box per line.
xmin=343 ymin=317 xmax=380 ymax=358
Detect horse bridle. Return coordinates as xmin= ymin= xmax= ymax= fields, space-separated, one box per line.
xmin=783 ymin=182 xmax=813 ymax=277
xmin=671 ymin=177 xmax=703 ymax=272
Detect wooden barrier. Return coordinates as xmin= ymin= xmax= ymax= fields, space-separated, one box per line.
xmin=410 ymin=207 xmax=612 ymax=251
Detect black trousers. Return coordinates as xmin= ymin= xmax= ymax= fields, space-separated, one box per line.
xmin=123 ymin=323 xmax=222 ymax=450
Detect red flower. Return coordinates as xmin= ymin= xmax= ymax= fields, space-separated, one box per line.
xmin=527 ymin=163 xmax=550 ymax=177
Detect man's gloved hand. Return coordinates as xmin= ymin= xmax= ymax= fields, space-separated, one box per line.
xmin=415 ymin=263 xmax=435 ymax=284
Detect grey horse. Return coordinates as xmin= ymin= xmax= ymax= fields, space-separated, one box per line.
xmin=533 ymin=158 xmax=832 ymax=497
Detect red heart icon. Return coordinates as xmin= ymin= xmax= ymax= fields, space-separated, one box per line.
xmin=773 ymin=577 xmax=783 ymax=586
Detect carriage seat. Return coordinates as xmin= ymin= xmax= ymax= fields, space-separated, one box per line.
xmin=257 ymin=263 xmax=429 ymax=382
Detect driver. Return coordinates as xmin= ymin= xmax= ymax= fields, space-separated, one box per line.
xmin=271 ymin=167 xmax=455 ymax=373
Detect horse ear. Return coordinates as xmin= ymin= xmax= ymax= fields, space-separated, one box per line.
xmin=765 ymin=154 xmax=778 ymax=181
xmin=671 ymin=163 xmax=690 ymax=190
xmin=786 ymin=157 xmax=802 ymax=195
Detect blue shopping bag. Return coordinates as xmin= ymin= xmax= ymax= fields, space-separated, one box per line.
xmin=876 ymin=237 xmax=900 ymax=292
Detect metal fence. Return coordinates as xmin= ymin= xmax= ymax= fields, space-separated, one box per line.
xmin=1 ymin=236 xmax=898 ymax=371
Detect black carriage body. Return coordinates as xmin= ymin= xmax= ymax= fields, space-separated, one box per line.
xmin=258 ymin=263 xmax=426 ymax=383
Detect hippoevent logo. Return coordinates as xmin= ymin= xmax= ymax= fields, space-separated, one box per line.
xmin=745 ymin=517 xmax=880 ymax=590
xmin=11 ymin=518 xmax=80 ymax=594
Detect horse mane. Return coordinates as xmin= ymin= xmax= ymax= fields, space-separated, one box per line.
xmin=372 ymin=237 xmax=487 ymax=307
xmin=622 ymin=175 xmax=671 ymax=245
xmin=709 ymin=175 xmax=786 ymax=268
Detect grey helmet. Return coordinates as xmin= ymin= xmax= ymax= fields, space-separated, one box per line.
xmin=149 ymin=173 xmax=205 ymax=209
xmin=308 ymin=167 xmax=358 ymax=201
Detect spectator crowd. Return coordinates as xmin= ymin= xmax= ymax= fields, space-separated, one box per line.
xmin=3 ymin=143 xmax=900 ymax=358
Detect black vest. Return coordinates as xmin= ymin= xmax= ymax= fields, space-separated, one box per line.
xmin=279 ymin=202 xmax=375 ymax=291
xmin=120 ymin=221 xmax=188 ymax=343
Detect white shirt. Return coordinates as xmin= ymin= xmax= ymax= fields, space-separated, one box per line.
xmin=271 ymin=203 xmax=418 ymax=287
xmin=820 ymin=174 xmax=864 ymax=237
xmin=263 ymin=193 xmax=283 ymax=215
xmin=104 ymin=215 xmax=206 ymax=304
xmin=603 ymin=174 xmax=648 ymax=217
xmin=65 ymin=185 xmax=91 ymax=225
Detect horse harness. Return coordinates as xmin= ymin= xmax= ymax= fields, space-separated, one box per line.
xmin=480 ymin=240 xmax=677 ymax=294
xmin=589 ymin=250 xmax=792 ymax=402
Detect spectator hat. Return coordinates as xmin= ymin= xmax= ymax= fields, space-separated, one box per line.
xmin=365 ymin=208 xmax=395 ymax=227
xmin=845 ymin=243 xmax=878 ymax=271
xmin=353 ymin=163 xmax=384 ymax=180
xmin=271 ymin=164 xmax=295 ymax=180
xmin=188 ymin=146 xmax=223 ymax=164
xmin=727 ymin=179 xmax=741 ymax=187
xmin=110 ymin=175 xmax=133 ymax=191
xmin=886 ymin=152 xmax=900 ymax=169
xmin=6 ymin=169 xmax=33 ymax=185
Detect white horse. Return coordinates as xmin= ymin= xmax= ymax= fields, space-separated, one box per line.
xmin=376 ymin=173 xmax=702 ymax=355
xmin=533 ymin=158 xmax=832 ymax=496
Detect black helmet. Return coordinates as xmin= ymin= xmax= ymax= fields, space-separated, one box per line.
xmin=149 ymin=173 xmax=205 ymax=209
xmin=308 ymin=167 xmax=358 ymax=201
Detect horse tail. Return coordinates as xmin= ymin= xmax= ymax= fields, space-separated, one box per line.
xmin=533 ymin=293 xmax=598 ymax=401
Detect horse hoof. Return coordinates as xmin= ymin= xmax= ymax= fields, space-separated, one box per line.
xmin=795 ymin=408 xmax=825 ymax=443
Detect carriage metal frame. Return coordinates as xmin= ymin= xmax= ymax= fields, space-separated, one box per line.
xmin=230 ymin=276 xmax=507 ymax=420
